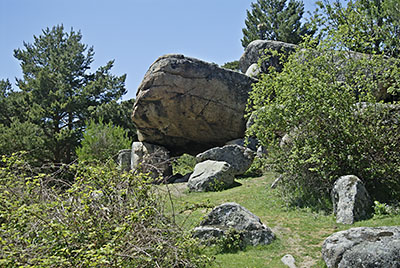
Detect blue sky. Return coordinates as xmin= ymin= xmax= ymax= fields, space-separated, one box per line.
xmin=1 ymin=0 xmax=320 ymax=100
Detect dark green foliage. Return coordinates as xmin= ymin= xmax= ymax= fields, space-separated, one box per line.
xmin=76 ymin=119 xmax=132 ymax=162
xmin=172 ymin=154 xmax=197 ymax=175
xmin=0 ymin=79 xmax=29 ymax=125
xmin=0 ymin=121 xmax=47 ymax=164
xmin=241 ymin=0 xmax=314 ymax=48
xmin=91 ymin=98 xmax=137 ymax=140
xmin=0 ymin=79 xmax=12 ymax=125
xmin=13 ymin=25 xmax=126 ymax=164
xmin=0 ymin=153 xmax=210 ymax=267
xmin=247 ymin=43 xmax=400 ymax=209
xmin=216 ymin=229 xmax=245 ymax=253
xmin=221 ymin=60 xmax=240 ymax=71
xmin=315 ymin=0 xmax=400 ymax=57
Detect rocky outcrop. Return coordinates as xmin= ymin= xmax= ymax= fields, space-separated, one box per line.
xmin=193 ymin=202 xmax=275 ymax=247
xmin=132 ymin=54 xmax=256 ymax=156
xmin=322 ymin=226 xmax=400 ymax=268
xmin=332 ymin=175 xmax=372 ymax=224
xmin=131 ymin=142 xmax=172 ymax=179
xmin=187 ymin=160 xmax=234 ymax=192
xmin=239 ymin=40 xmax=297 ymax=74
xmin=196 ymin=144 xmax=255 ymax=175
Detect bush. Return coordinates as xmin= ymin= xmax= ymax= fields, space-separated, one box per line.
xmin=247 ymin=44 xmax=400 ymax=209
xmin=76 ymin=119 xmax=132 ymax=162
xmin=172 ymin=154 xmax=197 ymax=175
xmin=0 ymin=153 xmax=210 ymax=267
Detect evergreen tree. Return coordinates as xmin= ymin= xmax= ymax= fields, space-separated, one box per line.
xmin=241 ymin=0 xmax=314 ymax=48
xmin=0 ymin=79 xmax=13 ymax=125
xmin=76 ymin=119 xmax=132 ymax=162
xmin=13 ymin=25 xmax=126 ymax=163
xmin=92 ymin=98 xmax=137 ymax=141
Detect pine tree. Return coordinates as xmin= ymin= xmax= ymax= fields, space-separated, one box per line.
xmin=241 ymin=0 xmax=314 ymax=48
xmin=13 ymin=25 xmax=127 ymax=163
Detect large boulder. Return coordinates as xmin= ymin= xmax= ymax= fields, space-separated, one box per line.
xmin=196 ymin=144 xmax=255 ymax=175
xmin=239 ymin=40 xmax=297 ymax=74
xmin=132 ymin=54 xmax=256 ymax=156
xmin=193 ymin=202 xmax=275 ymax=247
xmin=188 ymin=160 xmax=234 ymax=192
xmin=322 ymin=226 xmax=400 ymax=268
xmin=131 ymin=142 xmax=172 ymax=179
xmin=332 ymin=175 xmax=372 ymax=224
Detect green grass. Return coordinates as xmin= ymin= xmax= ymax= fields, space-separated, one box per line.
xmin=157 ymin=173 xmax=400 ymax=268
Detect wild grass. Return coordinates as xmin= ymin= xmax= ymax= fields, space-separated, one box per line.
xmin=158 ymin=173 xmax=400 ymax=268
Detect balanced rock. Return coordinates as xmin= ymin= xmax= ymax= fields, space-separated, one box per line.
xmin=322 ymin=226 xmax=400 ymax=268
xmin=188 ymin=160 xmax=234 ymax=192
xmin=131 ymin=141 xmax=172 ymax=179
xmin=193 ymin=202 xmax=275 ymax=247
xmin=132 ymin=54 xmax=256 ymax=156
xmin=332 ymin=175 xmax=372 ymax=224
xmin=196 ymin=144 xmax=255 ymax=175
xmin=239 ymin=40 xmax=297 ymax=74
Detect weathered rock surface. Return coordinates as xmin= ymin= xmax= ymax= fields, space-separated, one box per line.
xmin=322 ymin=226 xmax=400 ymax=268
xmin=225 ymin=138 xmax=258 ymax=152
xmin=132 ymin=54 xmax=256 ymax=156
xmin=281 ymin=254 xmax=297 ymax=268
xmin=196 ymin=144 xmax=255 ymax=175
xmin=188 ymin=160 xmax=234 ymax=192
xmin=245 ymin=63 xmax=261 ymax=78
xmin=239 ymin=40 xmax=297 ymax=74
xmin=131 ymin=141 xmax=172 ymax=179
xmin=332 ymin=175 xmax=372 ymax=224
xmin=117 ymin=149 xmax=131 ymax=171
xmin=193 ymin=202 xmax=275 ymax=247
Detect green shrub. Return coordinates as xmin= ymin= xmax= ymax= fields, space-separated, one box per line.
xmin=0 ymin=153 xmax=210 ymax=267
xmin=247 ymin=44 xmax=400 ymax=209
xmin=216 ymin=228 xmax=244 ymax=253
xmin=76 ymin=119 xmax=131 ymax=162
xmin=173 ymin=154 xmax=197 ymax=175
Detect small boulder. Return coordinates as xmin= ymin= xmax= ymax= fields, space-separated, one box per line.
xmin=188 ymin=160 xmax=234 ymax=192
xmin=225 ymin=137 xmax=258 ymax=152
xmin=281 ymin=254 xmax=297 ymax=268
xmin=332 ymin=175 xmax=372 ymax=224
xmin=239 ymin=40 xmax=297 ymax=74
xmin=196 ymin=144 xmax=255 ymax=175
xmin=245 ymin=63 xmax=261 ymax=78
xmin=322 ymin=226 xmax=400 ymax=268
xmin=131 ymin=141 xmax=172 ymax=179
xmin=117 ymin=149 xmax=131 ymax=171
xmin=193 ymin=202 xmax=275 ymax=247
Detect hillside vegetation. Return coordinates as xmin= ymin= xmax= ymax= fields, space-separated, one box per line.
xmin=159 ymin=174 xmax=400 ymax=267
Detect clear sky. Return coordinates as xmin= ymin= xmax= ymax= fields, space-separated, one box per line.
xmin=1 ymin=0 xmax=320 ymax=100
